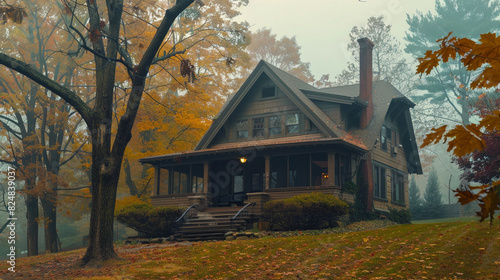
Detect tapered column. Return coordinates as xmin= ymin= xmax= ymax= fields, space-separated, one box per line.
xmin=203 ymin=161 xmax=209 ymax=193
xmin=264 ymin=155 xmax=270 ymax=190
xmin=328 ymin=152 xmax=336 ymax=186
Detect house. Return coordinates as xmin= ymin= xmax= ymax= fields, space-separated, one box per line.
xmin=139 ymin=38 xmax=422 ymax=217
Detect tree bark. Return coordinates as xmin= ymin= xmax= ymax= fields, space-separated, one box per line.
xmin=123 ymin=158 xmax=139 ymax=196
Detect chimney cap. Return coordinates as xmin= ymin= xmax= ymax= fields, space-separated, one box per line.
xmin=357 ymin=37 xmax=374 ymax=49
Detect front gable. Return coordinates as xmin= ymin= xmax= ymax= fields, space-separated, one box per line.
xmin=196 ymin=61 xmax=345 ymax=150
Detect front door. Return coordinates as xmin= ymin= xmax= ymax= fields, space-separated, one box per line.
xmin=209 ymin=157 xmax=264 ymax=206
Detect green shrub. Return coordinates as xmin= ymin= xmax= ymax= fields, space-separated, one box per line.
xmin=263 ymin=192 xmax=349 ymax=231
xmin=115 ymin=203 xmax=185 ymax=238
xmin=388 ymin=207 xmax=412 ymax=224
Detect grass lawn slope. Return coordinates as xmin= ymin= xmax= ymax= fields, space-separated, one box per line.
xmin=1 ymin=220 xmax=499 ymax=279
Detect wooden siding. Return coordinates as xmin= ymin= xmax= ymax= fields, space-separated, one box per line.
xmin=151 ymin=194 xmax=192 ymax=207
xmin=312 ymin=100 xmax=344 ymax=129
xmin=210 ymin=74 xmax=320 ymax=147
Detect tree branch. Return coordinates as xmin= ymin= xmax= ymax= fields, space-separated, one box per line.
xmin=0 ymin=53 xmax=93 ymax=125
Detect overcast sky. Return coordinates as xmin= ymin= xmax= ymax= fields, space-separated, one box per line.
xmin=238 ymin=0 xmax=436 ymax=79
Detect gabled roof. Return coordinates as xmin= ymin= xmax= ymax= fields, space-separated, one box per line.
xmin=195 ymin=60 xmax=348 ymax=150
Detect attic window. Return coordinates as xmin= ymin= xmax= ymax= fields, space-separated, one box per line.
xmin=262 ymin=86 xmax=276 ymax=99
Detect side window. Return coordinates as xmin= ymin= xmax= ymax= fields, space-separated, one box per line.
xmin=381 ymin=126 xmax=387 ymax=151
xmin=236 ymin=120 xmax=248 ymax=139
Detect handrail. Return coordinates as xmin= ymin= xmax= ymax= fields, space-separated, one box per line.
xmin=231 ymin=202 xmax=255 ymax=220
xmin=175 ymin=204 xmax=198 ymax=223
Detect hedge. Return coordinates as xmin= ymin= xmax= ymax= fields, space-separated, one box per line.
xmin=115 ymin=203 xmax=185 ymax=238
xmin=262 ymin=192 xmax=349 ymax=231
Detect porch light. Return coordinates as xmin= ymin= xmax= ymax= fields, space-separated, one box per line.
xmin=322 ymin=173 xmax=329 ymax=179
xmin=240 ymin=157 xmax=247 ymax=163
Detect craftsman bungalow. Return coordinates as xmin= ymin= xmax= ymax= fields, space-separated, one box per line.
xmin=140 ymin=38 xmax=422 ymax=216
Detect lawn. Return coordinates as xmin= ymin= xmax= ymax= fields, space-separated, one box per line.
xmin=1 ymin=220 xmax=499 ymax=279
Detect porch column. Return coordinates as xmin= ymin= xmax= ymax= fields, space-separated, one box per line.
xmin=327 ymin=152 xmax=336 ymax=186
xmin=264 ymin=155 xmax=270 ymax=190
xmin=203 ymin=161 xmax=210 ymax=193
xmin=153 ymin=167 xmax=160 ymax=196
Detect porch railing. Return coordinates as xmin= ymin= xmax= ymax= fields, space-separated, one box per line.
xmin=231 ymin=202 xmax=255 ymax=220
xmin=175 ymin=204 xmax=198 ymax=223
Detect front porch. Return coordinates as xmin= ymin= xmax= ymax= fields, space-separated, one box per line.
xmin=141 ymin=140 xmax=364 ymax=212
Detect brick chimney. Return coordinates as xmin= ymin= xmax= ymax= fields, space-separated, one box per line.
xmin=358 ymin=37 xmax=374 ymax=129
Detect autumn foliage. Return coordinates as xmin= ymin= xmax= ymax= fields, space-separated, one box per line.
xmin=418 ymin=32 xmax=500 ymax=224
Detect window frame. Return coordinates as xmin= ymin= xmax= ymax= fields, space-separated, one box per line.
xmin=285 ymin=113 xmax=300 ymax=134
xmin=252 ymin=117 xmax=265 ymax=138
xmin=261 ymin=86 xmax=277 ymax=99
xmin=236 ymin=119 xmax=249 ymax=139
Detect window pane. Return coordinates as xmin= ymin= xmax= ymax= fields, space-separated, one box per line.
xmin=192 ymin=164 xmax=204 ymax=193
xmin=286 ymin=113 xmax=299 ymax=125
xmin=286 ymin=113 xmax=299 ymax=134
xmin=253 ymin=118 xmax=265 ymax=137
xmin=234 ymin=175 xmax=244 ymax=193
xmin=311 ymin=153 xmax=328 ymax=186
xmin=381 ymin=126 xmax=387 ymax=151
xmin=269 ymin=116 xmax=281 ymax=136
xmin=237 ymin=120 xmax=248 ymax=138
xmin=289 ymin=154 xmax=310 ymax=187
xmin=262 ymin=86 xmax=276 ymax=98
xmin=270 ymin=156 xmax=287 ymax=188
xmin=173 ymin=165 xmax=190 ymax=194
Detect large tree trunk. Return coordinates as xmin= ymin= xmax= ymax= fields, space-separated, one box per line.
xmin=81 ymin=129 xmax=125 ymax=265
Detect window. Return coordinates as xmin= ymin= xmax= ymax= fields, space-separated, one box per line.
xmin=311 ymin=153 xmax=328 ymax=186
xmin=262 ymin=86 xmax=276 ymax=99
xmin=269 ymin=116 xmax=282 ymax=136
xmin=172 ymin=165 xmax=190 ymax=194
xmin=236 ymin=120 xmax=248 ymax=138
xmin=191 ymin=164 xmax=204 ymax=193
xmin=381 ymin=126 xmax=387 ymax=151
xmin=391 ymin=172 xmax=404 ymax=204
xmin=381 ymin=125 xmax=393 ymax=151
xmin=286 ymin=113 xmax=299 ymax=134
xmin=270 ymin=156 xmax=287 ymax=188
xmin=234 ymin=175 xmax=244 ymax=193
xmin=374 ymin=165 xmax=387 ymax=199
xmin=289 ymin=154 xmax=310 ymax=187
xmin=253 ymin=117 xmax=265 ymax=137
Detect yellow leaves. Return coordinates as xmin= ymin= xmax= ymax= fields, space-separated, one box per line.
xmin=416 ymin=51 xmax=440 ymax=75
xmin=418 ymin=32 xmax=500 ymax=89
xmin=445 ymin=124 xmax=484 ymax=158
xmin=421 ymin=125 xmax=447 ymax=149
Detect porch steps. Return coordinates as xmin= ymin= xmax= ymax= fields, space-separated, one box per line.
xmin=175 ymin=207 xmax=250 ymax=242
